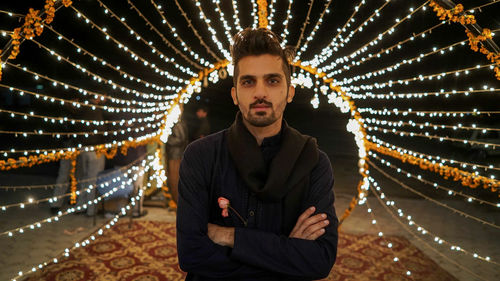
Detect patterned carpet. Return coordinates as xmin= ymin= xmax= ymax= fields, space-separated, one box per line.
xmin=25 ymin=221 xmax=457 ymax=281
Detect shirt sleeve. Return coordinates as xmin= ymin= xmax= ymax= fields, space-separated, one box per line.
xmin=230 ymin=151 xmax=338 ymax=279
xmin=176 ymin=140 xmax=269 ymax=279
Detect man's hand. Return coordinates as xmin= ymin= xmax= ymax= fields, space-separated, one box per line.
xmin=207 ymin=223 xmax=235 ymax=248
xmin=289 ymin=206 xmax=329 ymax=240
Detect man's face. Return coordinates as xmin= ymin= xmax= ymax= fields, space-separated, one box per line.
xmin=231 ymin=54 xmax=295 ymax=127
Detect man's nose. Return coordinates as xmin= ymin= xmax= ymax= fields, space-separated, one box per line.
xmin=254 ymin=80 xmax=268 ymax=99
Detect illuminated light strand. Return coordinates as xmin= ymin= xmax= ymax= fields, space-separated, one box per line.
xmin=325 ymin=0 xmax=430 ymax=72
xmin=293 ymin=0 xmax=315 ymax=59
xmin=0 ymin=107 xmax=163 ymax=127
xmin=127 ymin=0 xmax=205 ymax=69
xmin=28 ymin=39 xmax=177 ymax=102
xmin=364 ymin=187 xmax=488 ymax=281
xmin=0 ymin=122 xmax=158 ymax=139
xmin=94 ymin=0 xmax=199 ymax=74
xmin=295 ymin=0 xmax=333 ymax=60
xmin=279 ymin=0 xmax=294 ymax=46
xmin=348 ymin=88 xmax=500 ymax=100
xmin=331 ymin=0 xmax=393 ymax=53
xmin=214 ymin=0 xmax=235 ymax=46
xmin=328 ymin=22 xmax=446 ymax=75
xmin=173 ymin=0 xmax=222 ymax=61
xmin=0 ymin=162 xmax=147 ymax=238
xmin=70 ymin=6 xmax=195 ymax=82
xmin=369 ymin=153 xmax=499 ymax=208
xmin=370 ymin=136 xmax=500 ymax=173
xmin=231 ymin=0 xmax=243 ymax=32
xmin=0 ymin=9 xmax=24 ymax=17
xmin=4 ymin=62 xmax=171 ymax=110
xmin=193 ymin=0 xmax=232 ymax=60
xmin=251 ymin=0 xmax=259 ymax=28
xmin=364 ymin=118 xmax=500 ymax=133
xmin=306 ymin=0 xmax=367 ymax=67
xmin=267 ymin=0 xmax=276 ymax=28
xmin=0 ymin=83 xmax=147 ymax=114
xmin=466 ymin=0 xmax=500 ymax=12
xmin=335 ymin=39 xmax=468 ymax=81
xmin=364 ymin=141 xmax=500 ymax=193
xmin=368 ymin=157 xmax=500 ymax=229
xmin=0 ymin=156 xmax=146 ymax=210
xmin=10 ymin=193 xmax=143 ymax=281
xmin=367 ymin=177 xmax=498 ymax=266
xmin=344 ymin=64 xmax=495 ymax=90
xmin=0 ymin=155 xmax=146 ymax=191
xmin=149 ymin=0 xmax=213 ymax=69
xmin=366 ymin=126 xmax=500 ymax=149
xmin=0 ymin=126 xmax=162 ymax=155
xmin=44 ymin=25 xmax=181 ymax=93
xmin=358 ymin=108 xmax=500 ymax=117
xmin=360 ymin=198 xmax=415 ymax=279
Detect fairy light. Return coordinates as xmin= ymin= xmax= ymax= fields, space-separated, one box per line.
xmin=295 ymin=0 xmax=333 ymax=60
xmin=293 ymin=0 xmax=314 ymax=61
xmin=364 ymin=118 xmax=500 ymax=134
xmin=193 ymin=0 xmax=232 ymax=60
xmin=29 ymin=38 xmax=180 ymax=101
xmin=95 ymin=0 xmax=199 ymax=74
xmin=71 ymin=6 xmax=196 ymax=81
xmin=366 ymin=125 xmax=500 ymax=149
xmin=150 ymin=0 xmax=213 ymax=69
xmin=349 ymin=88 xmax=499 ymax=100
xmin=342 ymin=64 xmax=495 ymax=90
xmin=44 ymin=26 xmax=182 ymax=93
xmin=326 ymin=22 xmax=446 ymax=75
xmin=280 ymin=0 xmax=294 ymax=46
xmin=173 ymin=0 xmax=222 ymax=62
xmin=267 ymin=0 xmax=276 ymax=28
xmin=368 ymin=156 xmax=500 ymax=223
xmin=1 ymin=159 xmax=151 ymax=238
xmin=251 ymin=0 xmax=259 ymax=28
xmin=327 ymin=0 xmax=430 ymax=73
xmin=10 ymin=192 xmax=145 ymax=281
xmin=214 ymin=0 xmax=235 ymax=46
xmin=230 ymin=0 xmax=242 ymax=32
xmin=367 ymin=176 xmax=499 ymax=266
xmin=331 ymin=39 xmax=468 ymax=80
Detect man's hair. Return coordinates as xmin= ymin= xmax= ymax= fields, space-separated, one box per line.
xmin=230 ymin=28 xmax=294 ymax=87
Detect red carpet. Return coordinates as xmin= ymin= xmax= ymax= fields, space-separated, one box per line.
xmin=25 ymin=221 xmax=457 ymax=281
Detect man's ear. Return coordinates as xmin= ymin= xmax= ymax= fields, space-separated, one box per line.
xmin=231 ymin=87 xmax=238 ymax=105
xmin=287 ymin=85 xmax=295 ymax=103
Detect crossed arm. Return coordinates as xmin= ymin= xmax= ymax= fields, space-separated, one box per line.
xmin=208 ymin=206 xmax=330 ymax=247
xmin=176 ymin=144 xmax=338 ymax=279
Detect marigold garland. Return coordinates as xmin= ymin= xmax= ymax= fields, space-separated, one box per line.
xmin=69 ymin=154 xmax=78 ymax=204
xmin=62 ymin=0 xmax=73 ymax=7
xmin=429 ymin=1 xmax=499 ymax=80
xmin=366 ymin=141 xmax=500 ymax=195
xmin=257 ymin=0 xmax=269 ymax=28
xmin=44 ymin=0 xmax=56 ymax=24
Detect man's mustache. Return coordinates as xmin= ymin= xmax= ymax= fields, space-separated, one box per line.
xmin=250 ymin=99 xmax=272 ymax=108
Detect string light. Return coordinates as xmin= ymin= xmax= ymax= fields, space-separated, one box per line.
xmin=149 ymin=0 xmax=214 ymax=69
xmin=368 ymin=153 xmax=499 ymax=207
xmin=367 ymin=176 xmax=498 ymax=266
xmin=368 ymin=158 xmax=500 ymax=228
xmin=230 ymin=0 xmax=243 ymax=32
xmin=173 ymin=0 xmax=222 ymax=62
xmin=348 ymin=88 xmax=499 ymax=100
xmin=295 ymin=0 xmax=333 ymax=60
xmin=293 ymin=0 xmax=314 ymax=60
xmin=279 ymin=0 xmax=294 ymax=46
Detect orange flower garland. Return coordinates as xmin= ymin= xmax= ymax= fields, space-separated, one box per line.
xmin=257 ymin=0 xmax=269 ymax=28
xmin=44 ymin=0 xmax=56 ymax=24
xmin=62 ymin=0 xmax=73 ymax=8
xmin=69 ymin=154 xmax=78 ymax=204
xmin=429 ymin=1 xmax=499 ymax=80
xmin=366 ymin=141 xmax=500 ymax=195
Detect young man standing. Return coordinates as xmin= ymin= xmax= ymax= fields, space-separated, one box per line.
xmin=177 ymin=28 xmax=338 ymax=280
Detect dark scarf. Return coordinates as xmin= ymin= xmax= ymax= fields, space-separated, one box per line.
xmin=226 ymin=112 xmax=319 ymax=233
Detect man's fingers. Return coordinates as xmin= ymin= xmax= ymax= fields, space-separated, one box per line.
xmin=303 ymin=219 xmax=329 ymax=238
xmin=290 ymin=206 xmax=315 ymax=236
xmin=306 ymin=228 xmax=326 ymax=240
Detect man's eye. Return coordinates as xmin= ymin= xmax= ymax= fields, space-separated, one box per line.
xmin=241 ymin=80 xmax=253 ymax=85
xmin=269 ymin=79 xmax=280 ymax=84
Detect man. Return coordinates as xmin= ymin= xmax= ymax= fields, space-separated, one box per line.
xmin=189 ymin=105 xmax=211 ymax=141
xmin=177 ymin=28 xmax=338 ymax=280
xmin=166 ymin=106 xmax=189 ymax=203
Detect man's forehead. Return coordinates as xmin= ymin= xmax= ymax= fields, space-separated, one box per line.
xmin=236 ymin=54 xmax=285 ymax=77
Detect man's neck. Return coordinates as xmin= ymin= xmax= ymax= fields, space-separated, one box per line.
xmin=242 ymin=117 xmax=282 ymax=146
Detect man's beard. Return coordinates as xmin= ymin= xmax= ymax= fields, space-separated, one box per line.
xmin=244 ymin=99 xmax=278 ymax=127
